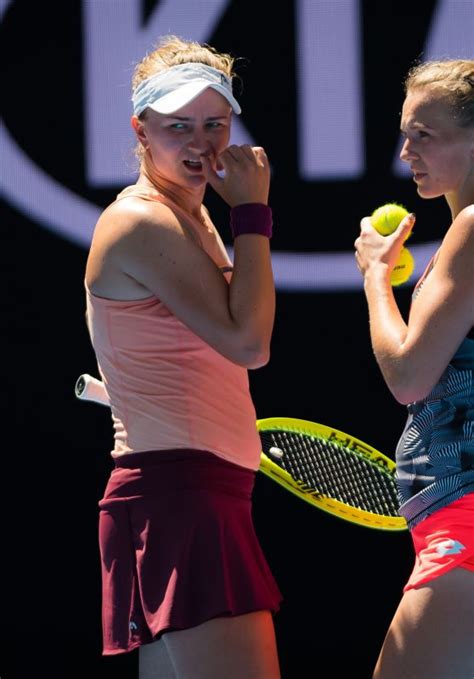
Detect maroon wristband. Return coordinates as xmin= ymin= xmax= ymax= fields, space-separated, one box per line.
xmin=230 ymin=203 xmax=273 ymax=239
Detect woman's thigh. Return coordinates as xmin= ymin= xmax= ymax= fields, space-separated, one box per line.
xmin=149 ymin=610 xmax=280 ymax=679
xmin=373 ymin=567 xmax=474 ymax=679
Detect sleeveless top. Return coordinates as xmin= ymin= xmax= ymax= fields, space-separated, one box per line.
xmin=395 ymin=254 xmax=474 ymax=528
xmin=85 ymin=185 xmax=262 ymax=470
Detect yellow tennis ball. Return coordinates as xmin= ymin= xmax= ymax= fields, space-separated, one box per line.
xmin=371 ymin=203 xmax=412 ymax=241
xmin=391 ymin=247 xmax=415 ymax=286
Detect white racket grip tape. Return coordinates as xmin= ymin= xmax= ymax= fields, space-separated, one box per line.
xmin=75 ymin=374 xmax=110 ymax=407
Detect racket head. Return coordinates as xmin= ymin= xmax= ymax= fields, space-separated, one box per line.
xmin=257 ymin=417 xmax=407 ymax=531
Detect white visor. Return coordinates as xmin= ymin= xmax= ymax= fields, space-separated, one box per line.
xmin=132 ymin=63 xmax=241 ymax=116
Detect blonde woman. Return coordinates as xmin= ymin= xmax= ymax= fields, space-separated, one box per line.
xmin=85 ymin=36 xmax=281 ymax=678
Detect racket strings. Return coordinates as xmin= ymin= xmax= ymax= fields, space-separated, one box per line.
xmin=260 ymin=430 xmax=400 ymax=516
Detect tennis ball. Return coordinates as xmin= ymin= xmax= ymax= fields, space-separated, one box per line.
xmin=390 ymin=246 xmax=415 ymax=286
xmin=371 ymin=203 xmax=412 ymax=241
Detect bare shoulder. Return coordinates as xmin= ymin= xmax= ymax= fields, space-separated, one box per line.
xmin=436 ymin=205 xmax=474 ymax=288
xmin=92 ymin=195 xmax=182 ymax=247
xmin=442 ymin=205 xmax=474 ymax=252
xmin=89 ymin=195 xmax=188 ymax=267
xmin=447 ymin=204 xmax=474 ymax=236
xmin=86 ymin=196 xmax=186 ymax=299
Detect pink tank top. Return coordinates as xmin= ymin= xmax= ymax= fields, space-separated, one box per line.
xmin=86 ymin=186 xmax=262 ymax=470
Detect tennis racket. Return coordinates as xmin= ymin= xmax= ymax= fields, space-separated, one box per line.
xmin=75 ymin=374 xmax=407 ymax=532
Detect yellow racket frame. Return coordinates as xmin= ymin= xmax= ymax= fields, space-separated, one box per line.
xmin=257 ymin=417 xmax=407 ymax=531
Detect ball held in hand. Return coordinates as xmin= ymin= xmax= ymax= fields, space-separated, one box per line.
xmin=371 ymin=202 xmax=411 ymax=240
xmin=370 ymin=202 xmax=415 ymax=285
xmin=390 ymin=246 xmax=415 ymax=286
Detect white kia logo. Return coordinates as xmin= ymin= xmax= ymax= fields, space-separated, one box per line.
xmin=1 ymin=0 xmax=471 ymax=289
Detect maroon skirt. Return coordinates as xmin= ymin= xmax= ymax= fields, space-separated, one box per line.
xmin=98 ymin=449 xmax=282 ymax=655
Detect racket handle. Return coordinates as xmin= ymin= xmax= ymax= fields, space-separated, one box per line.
xmin=75 ymin=373 xmax=110 ymax=407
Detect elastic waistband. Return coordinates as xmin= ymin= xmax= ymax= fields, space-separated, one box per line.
xmin=102 ymin=448 xmax=256 ymax=504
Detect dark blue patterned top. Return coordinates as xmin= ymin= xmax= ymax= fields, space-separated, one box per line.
xmin=395 ymin=254 xmax=474 ymax=527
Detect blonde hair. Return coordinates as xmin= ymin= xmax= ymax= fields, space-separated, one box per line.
xmin=131 ymin=35 xmax=239 ymax=164
xmin=132 ymin=35 xmax=236 ymax=92
xmin=404 ymin=59 xmax=474 ymax=128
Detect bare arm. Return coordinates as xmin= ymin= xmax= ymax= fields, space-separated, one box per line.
xmin=355 ymin=206 xmax=474 ymax=404
xmin=89 ymin=145 xmax=275 ymax=369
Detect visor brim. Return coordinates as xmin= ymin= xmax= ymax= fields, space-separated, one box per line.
xmin=146 ymin=81 xmax=241 ymax=115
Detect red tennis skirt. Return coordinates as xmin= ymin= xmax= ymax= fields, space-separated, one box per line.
xmin=404 ymin=493 xmax=474 ymax=592
xmin=98 ymin=449 xmax=282 ymax=655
